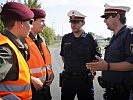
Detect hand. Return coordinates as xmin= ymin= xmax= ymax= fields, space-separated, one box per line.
xmin=86 ymin=55 xmax=108 ymax=71
xmin=31 ymin=76 xmax=43 ymax=90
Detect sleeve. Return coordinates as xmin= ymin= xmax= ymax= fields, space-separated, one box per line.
xmin=88 ymin=34 xmax=102 ymax=59
xmin=0 ymin=44 xmax=18 ymax=82
xmin=60 ymin=36 xmax=65 ymax=57
xmin=125 ymin=31 xmax=133 ymax=64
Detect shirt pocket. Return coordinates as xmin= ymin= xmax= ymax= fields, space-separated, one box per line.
xmin=108 ymin=48 xmax=124 ymax=61
xmin=63 ymin=44 xmax=72 ymax=58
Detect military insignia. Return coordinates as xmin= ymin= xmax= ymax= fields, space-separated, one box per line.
xmin=130 ymin=44 xmax=133 ymax=54
xmin=81 ymin=32 xmax=87 ymax=38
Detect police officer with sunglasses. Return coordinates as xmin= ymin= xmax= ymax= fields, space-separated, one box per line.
xmin=86 ymin=3 xmax=133 ymax=100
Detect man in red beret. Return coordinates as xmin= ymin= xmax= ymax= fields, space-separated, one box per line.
xmin=0 ymin=2 xmax=34 ymax=100
xmin=25 ymin=8 xmax=54 ymax=100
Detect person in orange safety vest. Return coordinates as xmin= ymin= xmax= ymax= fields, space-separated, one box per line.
xmin=0 ymin=2 xmax=34 ymax=100
xmin=25 ymin=8 xmax=54 ymax=100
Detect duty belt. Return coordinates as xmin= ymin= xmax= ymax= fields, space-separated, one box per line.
xmin=62 ymin=71 xmax=93 ymax=80
xmin=98 ymin=76 xmax=133 ymax=93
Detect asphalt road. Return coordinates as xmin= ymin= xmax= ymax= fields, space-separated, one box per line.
xmin=49 ymin=45 xmax=104 ymax=100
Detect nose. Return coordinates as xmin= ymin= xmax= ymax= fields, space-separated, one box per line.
xmin=104 ymin=19 xmax=107 ymax=23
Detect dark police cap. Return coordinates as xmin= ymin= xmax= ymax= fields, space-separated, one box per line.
xmin=101 ymin=3 xmax=130 ymax=18
xmin=0 ymin=2 xmax=34 ymax=21
xmin=30 ymin=8 xmax=46 ymax=20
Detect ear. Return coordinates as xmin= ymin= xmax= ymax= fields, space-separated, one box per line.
xmin=14 ymin=21 xmax=23 ymax=30
xmin=17 ymin=21 xmax=23 ymax=28
xmin=117 ymin=14 xmax=120 ymax=20
xmin=82 ymin=21 xmax=85 ymax=26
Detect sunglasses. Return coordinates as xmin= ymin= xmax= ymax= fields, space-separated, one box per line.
xmin=21 ymin=19 xmax=34 ymax=25
xmin=104 ymin=14 xmax=117 ymax=19
xmin=104 ymin=15 xmax=111 ymax=19
xmin=29 ymin=19 xmax=34 ymax=25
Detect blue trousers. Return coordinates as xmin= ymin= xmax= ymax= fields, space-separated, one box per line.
xmin=61 ymin=78 xmax=94 ymax=100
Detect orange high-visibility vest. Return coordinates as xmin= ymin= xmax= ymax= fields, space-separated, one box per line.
xmin=26 ymin=36 xmax=52 ymax=83
xmin=0 ymin=34 xmax=32 ymax=100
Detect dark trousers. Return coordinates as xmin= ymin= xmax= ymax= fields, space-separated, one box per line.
xmin=103 ymin=88 xmax=130 ymax=100
xmin=61 ymin=78 xmax=94 ymax=100
xmin=31 ymin=84 xmax=52 ymax=100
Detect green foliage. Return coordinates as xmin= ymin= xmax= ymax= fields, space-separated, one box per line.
xmin=0 ymin=20 xmax=4 ymax=33
xmin=41 ymin=26 xmax=55 ymax=45
xmin=24 ymin=0 xmax=41 ymax=8
xmin=89 ymin=32 xmax=95 ymax=36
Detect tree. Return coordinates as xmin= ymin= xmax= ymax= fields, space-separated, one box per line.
xmin=24 ymin=0 xmax=41 ymax=8
xmin=0 ymin=20 xmax=4 ymax=33
xmin=41 ymin=26 xmax=55 ymax=45
xmin=0 ymin=3 xmax=4 ymax=33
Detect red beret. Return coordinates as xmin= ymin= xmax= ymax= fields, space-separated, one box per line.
xmin=1 ymin=2 xmax=34 ymax=21
xmin=30 ymin=8 xmax=46 ymax=20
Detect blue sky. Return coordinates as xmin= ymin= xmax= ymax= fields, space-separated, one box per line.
xmin=1 ymin=0 xmax=133 ymax=38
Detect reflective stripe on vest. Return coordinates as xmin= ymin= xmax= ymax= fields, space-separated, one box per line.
xmin=30 ymin=67 xmax=46 ymax=82
xmin=30 ymin=67 xmax=46 ymax=74
xmin=0 ymin=34 xmax=32 ymax=100
xmin=0 ymin=84 xmax=30 ymax=92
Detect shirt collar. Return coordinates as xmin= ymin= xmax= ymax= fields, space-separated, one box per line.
xmin=72 ymin=30 xmax=87 ymax=38
xmin=2 ymin=29 xmax=25 ymax=49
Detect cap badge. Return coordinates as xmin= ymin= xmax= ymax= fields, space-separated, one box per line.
xmin=71 ymin=15 xmax=75 ymax=19
xmin=72 ymin=11 xmax=74 ymax=14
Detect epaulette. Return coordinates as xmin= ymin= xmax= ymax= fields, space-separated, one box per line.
xmin=127 ymin=26 xmax=133 ymax=34
xmin=130 ymin=28 xmax=133 ymax=34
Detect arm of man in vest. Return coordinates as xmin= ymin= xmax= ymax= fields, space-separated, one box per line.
xmin=31 ymin=76 xmax=43 ymax=90
xmin=0 ymin=46 xmax=19 ymax=99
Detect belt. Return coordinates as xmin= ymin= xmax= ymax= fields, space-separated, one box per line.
xmin=62 ymin=71 xmax=93 ymax=80
xmin=98 ymin=76 xmax=133 ymax=91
